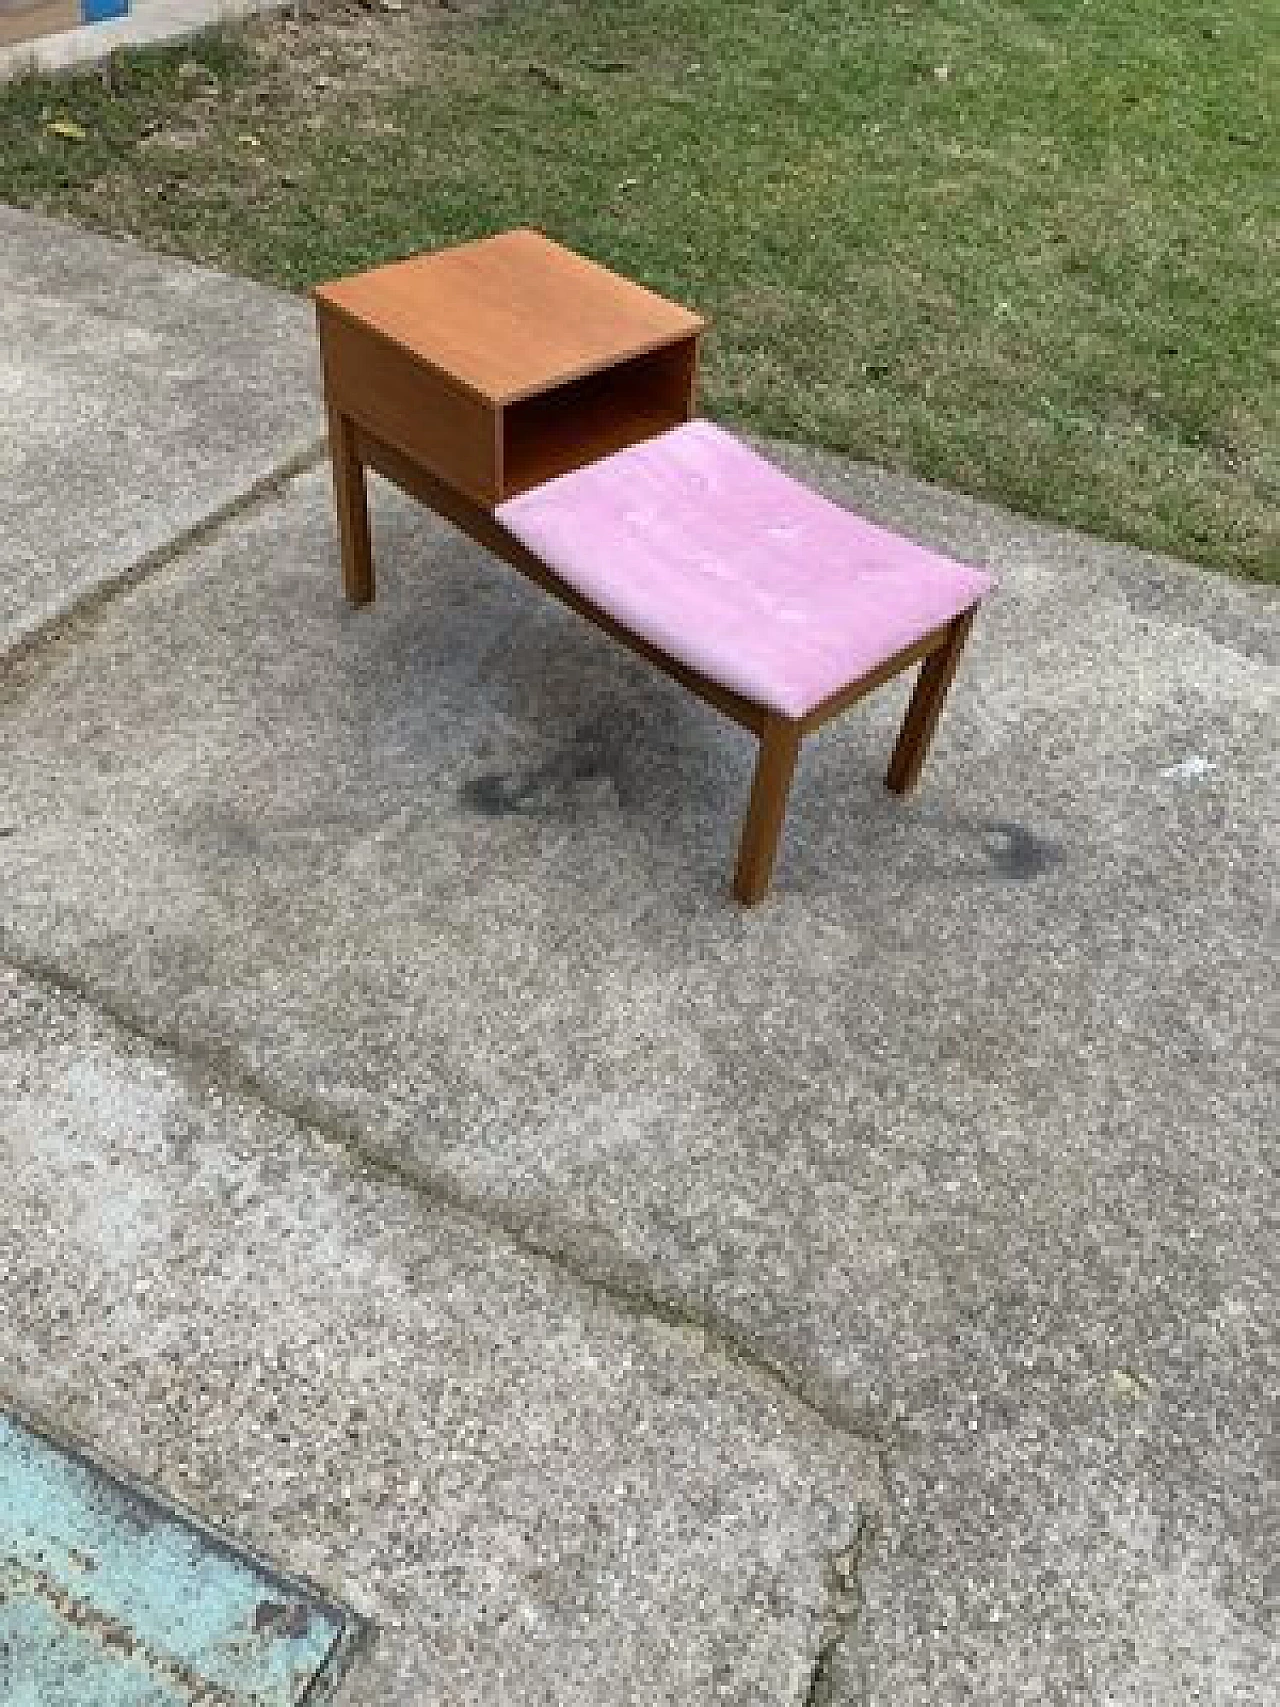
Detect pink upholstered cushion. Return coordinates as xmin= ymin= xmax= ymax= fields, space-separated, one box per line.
xmin=495 ymin=421 xmax=994 ymax=719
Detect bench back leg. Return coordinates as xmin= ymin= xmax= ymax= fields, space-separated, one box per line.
xmin=733 ymin=718 xmax=802 ymax=905
xmin=885 ymin=608 xmax=975 ymax=795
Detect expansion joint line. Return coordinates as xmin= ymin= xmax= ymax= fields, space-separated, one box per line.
xmin=0 ymin=439 xmax=327 ymax=696
xmin=1 ymin=936 xmax=897 ymax=1477
xmin=1 ymin=426 xmax=896 ymax=1706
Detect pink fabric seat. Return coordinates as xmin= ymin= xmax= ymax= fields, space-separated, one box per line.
xmin=495 ymin=421 xmax=994 ymax=720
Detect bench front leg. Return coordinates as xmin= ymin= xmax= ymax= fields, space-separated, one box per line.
xmin=327 ymin=404 xmax=375 ymax=606
xmin=733 ymin=716 xmax=802 ymax=906
xmin=885 ymin=608 xmax=975 ymax=794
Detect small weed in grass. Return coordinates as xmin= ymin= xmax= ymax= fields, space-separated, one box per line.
xmin=1 ymin=0 xmax=1276 ymax=580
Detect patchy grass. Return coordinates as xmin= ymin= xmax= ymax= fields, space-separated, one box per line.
xmin=1 ymin=0 xmax=1276 ymax=579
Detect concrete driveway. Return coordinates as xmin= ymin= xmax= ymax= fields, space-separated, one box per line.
xmin=1 ymin=207 xmax=1275 ymax=1705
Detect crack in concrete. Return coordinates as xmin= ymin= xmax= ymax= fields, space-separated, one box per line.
xmin=0 ymin=439 xmax=327 ymax=700
xmin=0 ymin=934 xmax=897 ymax=1477
xmin=1 ymin=439 xmax=896 ymax=1695
xmin=802 ymin=1512 xmax=877 ymax=1707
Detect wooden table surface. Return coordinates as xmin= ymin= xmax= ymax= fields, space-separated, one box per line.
xmin=312 ymin=228 xmax=704 ymax=407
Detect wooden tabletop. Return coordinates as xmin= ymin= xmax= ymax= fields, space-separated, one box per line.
xmin=312 ymin=229 xmax=704 ymax=407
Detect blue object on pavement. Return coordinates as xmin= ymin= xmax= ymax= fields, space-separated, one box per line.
xmin=0 ymin=1408 xmax=351 ymax=1705
xmin=81 ymin=0 xmax=130 ymax=22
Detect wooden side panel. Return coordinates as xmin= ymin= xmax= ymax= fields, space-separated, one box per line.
xmin=317 ymin=307 xmax=499 ymax=506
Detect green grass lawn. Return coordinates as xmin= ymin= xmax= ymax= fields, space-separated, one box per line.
xmin=2 ymin=0 xmax=1276 ymax=579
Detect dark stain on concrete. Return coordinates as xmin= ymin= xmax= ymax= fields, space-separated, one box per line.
xmin=982 ymin=821 xmax=1058 ymax=880
xmin=202 ymin=810 xmax=268 ymax=863
xmin=462 ymin=722 xmax=631 ymax=819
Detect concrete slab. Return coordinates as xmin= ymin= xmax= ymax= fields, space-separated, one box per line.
xmin=1 ymin=449 xmax=1275 ymax=1701
xmin=0 ymin=207 xmax=320 ymax=654
xmin=0 ymin=963 xmax=880 ymax=1705
xmin=0 ymin=0 xmax=292 ymax=80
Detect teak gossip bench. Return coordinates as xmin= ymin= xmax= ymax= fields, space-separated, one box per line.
xmin=313 ymin=231 xmax=992 ymax=904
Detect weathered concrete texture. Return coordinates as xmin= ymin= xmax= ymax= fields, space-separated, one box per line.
xmin=0 ymin=207 xmax=320 ymax=652
xmin=0 ymin=964 xmax=880 ymax=1705
xmin=1 ymin=451 xmax=1275 ymax=1701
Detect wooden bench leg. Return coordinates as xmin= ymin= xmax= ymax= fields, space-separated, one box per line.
xmin=733 ymin=717 xmax=802 ymax=906
xmin=885 ymin=609 xmax=975 ymax=795
xmin=327 ymin=405 xmax=375 ymax=605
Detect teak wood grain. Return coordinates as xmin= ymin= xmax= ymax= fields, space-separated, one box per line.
xmin=733 ymin=719 xmax=802 ymax=905
xmin=318 ymin=310 xmax=500 ymax=507
xmin=311 ymin=229 xmax=705 ymax=407
xmin=885 ymin=610 xmax=976 ymax=794
xmin=501 ymin=343 xmax=698 ymax=498
xmin=315 ymin=233 xmax=981 ymax=903
xmin=314 ymin=233 xmax=701 ymax=506
xmin=326 ymin=406 xmax=374 ymax=605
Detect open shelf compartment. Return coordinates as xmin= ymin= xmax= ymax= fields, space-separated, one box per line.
xmin=499 ymin=336 xmax=698 ymax=500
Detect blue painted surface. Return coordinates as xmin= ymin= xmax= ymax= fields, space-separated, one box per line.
xmin=0 ymin=1412 xmax=347 ymax=1705
xmin=81 ymin=0 xmax=130 ymax=21
xmin=0 ymin=1599 xmax=180 ymax=1707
